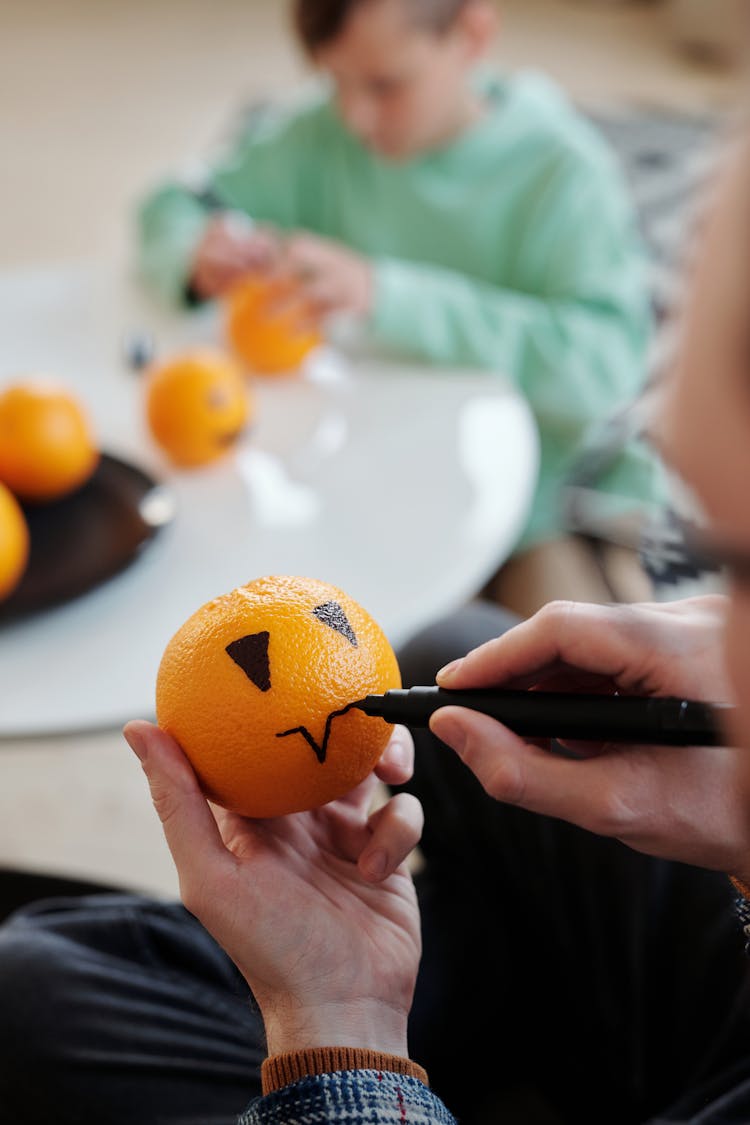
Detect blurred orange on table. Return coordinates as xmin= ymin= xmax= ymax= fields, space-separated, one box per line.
xmin=156 ymin=574 xmax=401 ymax=818
xmin=225 ymin=276 xmax=321 ymax=375
xmin=0 ymin=380 xmax=99 ymax=502
xmin=0 ymin=481 xmax=30 ymax=600
xmin=145 ymin=348 xmax=251 ymax=468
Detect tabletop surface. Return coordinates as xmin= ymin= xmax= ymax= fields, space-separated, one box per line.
xmin=0 ymin=263 xmax=538 ymax=739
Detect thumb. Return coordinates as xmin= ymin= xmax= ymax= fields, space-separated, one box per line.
xmin=123 ymin=721 xmax=228 ymax=878
xmin=429 ymin=705 xmax=606 ymax=827
xmin=429 ymin=705 xmax=533 ymax=804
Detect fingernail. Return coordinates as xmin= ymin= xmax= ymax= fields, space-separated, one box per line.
xmin=430 ymin=713 xmax=467 ymax=755
xmin=364 ymin=849 xmax=388 ymax=880
xmin=436 ymin=659 xmax=463 ymax=684
xmin=388 ymin=732 xmax=410 ymax=770
xmin=123 ymin=726 xmax=147 ymax=763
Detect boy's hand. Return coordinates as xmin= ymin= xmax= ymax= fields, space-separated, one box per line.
xmin=430 ymin=597 xmax=750 ymax=880
xmin=191 ymin=212 xmax=281 ymax=300
xmin=272 ymin=232 xmax=374 ymax=319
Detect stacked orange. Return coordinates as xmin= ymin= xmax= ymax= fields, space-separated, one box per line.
xmin=0 ymin=483 xmax=29 ymax=600
xmin=0 ymin=379 xmax=100 ymax=601
xmin=0 ymin=381 xmax=99 ymax=502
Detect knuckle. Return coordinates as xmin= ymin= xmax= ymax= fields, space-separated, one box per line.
xmin=148 ymin=782 xmax=182 ymax=828
xmin=483 ymin=757 xmax=527 ymax=806
xmin=537 ymin=599 xmax=577 ymax=630
xmin=593 ymin=786 xmax=635 ymax=837
xmin=387 ymin=792 xmax=422 ymax=832
xmin=398 ymin=792 xmax=424 ymax=834
xmin=391 ymin=724 xmax=414 ymax=751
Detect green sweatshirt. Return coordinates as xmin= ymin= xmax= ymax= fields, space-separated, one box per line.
xmin=137 ymin=72 xmax=664 ymax=548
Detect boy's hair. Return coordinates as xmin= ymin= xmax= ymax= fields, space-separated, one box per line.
xmin=293 ymin=0 xmax=471 ymax=51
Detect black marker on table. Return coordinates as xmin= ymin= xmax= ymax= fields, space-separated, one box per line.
xmin=352 ymin=687 xmax=733 ymax=747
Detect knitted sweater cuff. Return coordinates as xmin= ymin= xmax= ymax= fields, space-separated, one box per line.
xmin=730 ymin=874 xmax=750 ymax=900
xmin=261 ymin=1047 xmax=429 ymax=1094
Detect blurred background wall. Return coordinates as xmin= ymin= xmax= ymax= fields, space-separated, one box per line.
xmin=1 ymin=0 xmax=745 ymax=270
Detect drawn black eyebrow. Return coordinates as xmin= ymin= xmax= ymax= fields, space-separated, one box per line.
xmin=276 ymin=702 xmax=358 ymax=764
xmin=312 ymin=601 xmax=358 ymax=646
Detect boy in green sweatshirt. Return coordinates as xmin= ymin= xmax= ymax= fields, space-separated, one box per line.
xmin=138 ymin=0 xmax=665 ymax=614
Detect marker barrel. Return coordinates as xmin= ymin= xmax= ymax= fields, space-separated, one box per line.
xmin=359 ymin=687 xmax=728 ymax=746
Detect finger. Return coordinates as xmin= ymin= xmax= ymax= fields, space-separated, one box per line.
xmin=123 ymin=721 xmax=230 ymax=880
xmin=190 ymin=264 xmax=228 ymax=300
xmin=237 ymin=242 xmax=278 ymax=272
xmin=436 ymin=602 xmax=644 ymax=691
xmin=282 ymin=233 xmax=325 ymax=269
xmin=264 ymin=282 xmax=312 ymax=322
xmin=528 ymin=671 xmax=620 ymax=695
xmin=219 ymin=209 xmax=255 ymax=239
xmin=428 ymin=706 xmax=626 ymax=833
xmin=203 ymin=244 xmax=257 ymax=275
xmin=359 ymin=793 xmax=424 ymax=882
xmin=266 ymin=240 xmax=319 ymax=291
xmin=374 ymin=725 xmax=414 ymax=787
xmin=334 ymin=725 xmax=415 ymax=818
xmin=334 ymin=770 xmax=379 ymax=816
xmin=193 ymin=259 xmax=247 ymax=299
xmin=199 ymin=227 xmax=245 ymax=262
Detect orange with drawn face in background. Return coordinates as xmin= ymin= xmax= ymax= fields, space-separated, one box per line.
xmin=156 ymin=575 xmax=401 ymax=817
xmin=145 ymin=349 xmax=250 ymax=467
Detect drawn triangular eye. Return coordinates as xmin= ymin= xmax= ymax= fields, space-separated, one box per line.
xmin=312 ymin=601 xmax=358 ymax=647
xmin=226 ymin=631 xmax=271 ymax=691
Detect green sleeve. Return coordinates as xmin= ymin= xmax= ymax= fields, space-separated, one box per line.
xmin=370 ymin=156 xmax=660 ymax=545
xmin=136 ymin=185 xmax=212 ymax=306
xmin=370 ymin=165 xmax=652 ymax=453
xmin=134 ymin=100 xmax=328 ymax=306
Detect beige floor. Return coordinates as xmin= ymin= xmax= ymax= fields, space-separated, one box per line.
xmin=0 ymin=0 xmax=744 ymax=898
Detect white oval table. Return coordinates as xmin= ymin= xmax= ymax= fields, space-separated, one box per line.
xmin=0 ymin=262 xmax=538 ymax=893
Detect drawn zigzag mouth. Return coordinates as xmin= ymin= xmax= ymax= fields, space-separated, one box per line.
xmin=216 ymin=426 xmax=246 ymax=448
xmin=276 ymin=702 xmax=358 ymax=764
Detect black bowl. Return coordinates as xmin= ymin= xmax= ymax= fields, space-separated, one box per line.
xmin=0 ymin=453 xmax=174 ymax=624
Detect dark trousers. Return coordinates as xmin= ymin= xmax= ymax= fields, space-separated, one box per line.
xmin=2 ymin=601 xmax=750 ymax=1125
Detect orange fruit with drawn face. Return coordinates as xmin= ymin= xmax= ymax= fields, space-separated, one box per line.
xmin=0 ymin=481 xmax=30 ymax=601
xmin=225 ymin=277 xmax=321 ymax=376
xmin=0 ymin=380 xmax=99 ymax=502
xmin=145 ymin=349 xmax=250 ymax=468
xmin=156 ymin=575 xmax=401 ymax=818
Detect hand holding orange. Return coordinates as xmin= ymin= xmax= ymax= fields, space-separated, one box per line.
xmin=225 ymin=276 xmax=321 ymax=375
xmin=145 ymin=348 xmax=250 ymax=468
xmin=0 ymin=380 xmax=99 ymax=502
xmin=0 ymin=482 xmax=29 ymax=600
xmin=156 ymin=575 xmax=401 ymax=818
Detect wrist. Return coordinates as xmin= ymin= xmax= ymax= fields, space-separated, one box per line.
xmin=262 ymin=997 xmax=409 ymax=1058
xmin=261 ymin=1047 xmax=428 ymax=1094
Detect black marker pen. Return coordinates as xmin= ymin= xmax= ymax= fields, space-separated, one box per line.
xmin=353 ymin=687 xmax=733 ymax=746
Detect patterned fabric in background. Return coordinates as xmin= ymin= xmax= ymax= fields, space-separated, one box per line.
xmin=570 ymin=107 xmax=724 ymax=598
xmin=590 ymin=106 xmax=720 ymax=322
